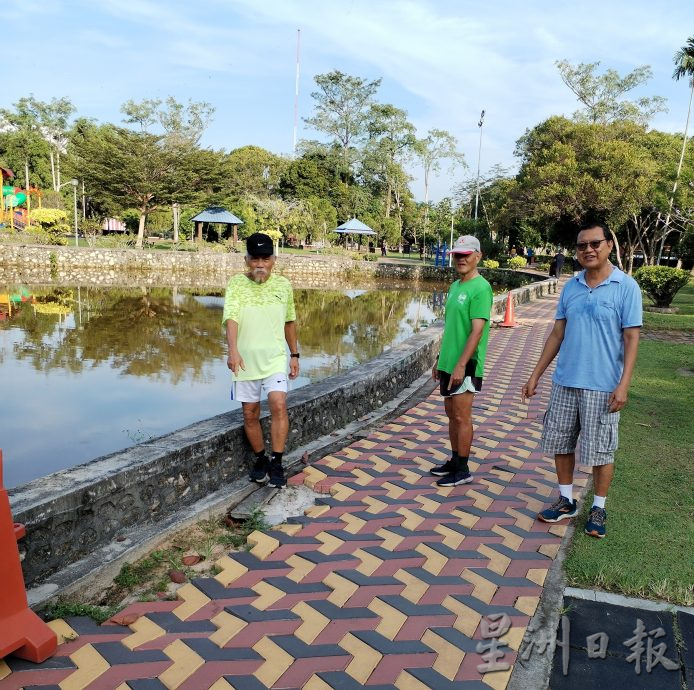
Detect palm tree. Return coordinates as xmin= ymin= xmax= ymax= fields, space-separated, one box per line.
xmin=659 ymin=36 xmax=694 ymax=262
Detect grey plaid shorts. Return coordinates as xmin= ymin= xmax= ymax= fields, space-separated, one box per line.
xmin=541 ymin=383 xmax=620 ymax=466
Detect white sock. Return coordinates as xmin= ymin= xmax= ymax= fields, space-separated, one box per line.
xmin=559 ymin=484 xmax=573 ymax=501
xmin=592 ymin=495 xmax=606 ymax=509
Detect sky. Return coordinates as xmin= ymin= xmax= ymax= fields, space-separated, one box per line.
xmin=4 ymin=0 xmax=694 ymax=203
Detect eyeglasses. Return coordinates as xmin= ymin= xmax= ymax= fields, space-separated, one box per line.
xmin=576 ymin=239 xmax=608 ymax=252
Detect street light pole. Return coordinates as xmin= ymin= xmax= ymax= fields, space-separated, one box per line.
xmin=59 ymin=178 xmax=79 ymax=246
xmin=72 ymin=179 xmax=78 ymax=247
xmin=474 ymin=109 xmax=485 ymax=222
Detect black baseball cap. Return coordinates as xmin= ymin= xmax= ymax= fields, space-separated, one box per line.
xmin=246 ymin=232 xmax=274 ymax=257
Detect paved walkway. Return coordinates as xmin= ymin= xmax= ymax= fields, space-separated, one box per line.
xmin=1 ymin=290 xmax=588 ymax=690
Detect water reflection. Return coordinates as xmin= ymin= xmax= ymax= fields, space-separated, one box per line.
xmin=0 ymin=283 xmax=444 ymax=487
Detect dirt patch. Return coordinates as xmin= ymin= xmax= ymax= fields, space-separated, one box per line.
xmin=45 ymin=509 xmax=269 ymax=621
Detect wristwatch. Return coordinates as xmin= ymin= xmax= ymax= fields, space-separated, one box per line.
xmin=290 ymin=352 xmax=300 ymax=358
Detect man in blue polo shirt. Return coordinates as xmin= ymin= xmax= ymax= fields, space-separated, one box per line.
xmin=521 ymin=223 xmax=642 ymax=538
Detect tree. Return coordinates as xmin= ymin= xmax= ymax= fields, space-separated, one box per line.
xmin=303 ymin=70 xmax=382 ymax=165
xmin=556 ymin=60 xmax=666 ymax=126
xmin=223 ymin=145 xmax=288 ymax=202
xmin=659 ymin=36 xmax=694 ymax=261
xmin=413 ymin=129 xmax=465 ymax=234
xmin=71 ymin=99 xmax=221 ymax=249
xmin=363 ymin=104 xmax=416 ymax=219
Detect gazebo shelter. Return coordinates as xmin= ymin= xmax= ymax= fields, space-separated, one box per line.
xmin=190 ymin=206 xmax=244 ymax=244
xmin=334 ymin=217 xmax=377 ymax=251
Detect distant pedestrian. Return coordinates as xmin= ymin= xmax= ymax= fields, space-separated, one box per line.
xmin=381 ymin=241 xmax=387 ymax=257
xmin=554 ymin=249 xmax=565 ymax=276
xmin=527 ymin=247 xmax=535 ymax=265
xmin=521 ymin=223 xmax=642 ymax=538
xmin=222 ymin=232 xmax=300 ymax=489
xmin=430 ymin=235 xmax=493 ymax=487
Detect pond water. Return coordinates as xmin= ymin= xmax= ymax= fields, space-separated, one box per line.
xmin=1 ymin=282 xmax=449 ymax=487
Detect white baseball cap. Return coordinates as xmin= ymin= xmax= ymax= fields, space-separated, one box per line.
xmin=450 ymin=235 xmax=481 ymax=254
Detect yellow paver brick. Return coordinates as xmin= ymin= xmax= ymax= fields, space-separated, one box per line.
xmin=394 ymin=568 xmax=428 ymax=604
xmin=369 ymin=597 xmax=407 ymax=640
xmin=302 ymin=675 xmax=333 ymax=690
xmin=491 ymin=525 xmax=524 ymax=550
xmin=0 ymin=661 xmax=10 ymax=681
xmin=422 ymin=628 xmax=465 ymax=680
xmin=477 ymin=544 xmax=511 ymax=575
xmin=214 ymin=555 xmax=247 ymax=586
xmin=527 ymin=568 xmax=548 ymax=586
xmin=340 ymin=632 xmax=382 ymax=684
xmin=252 ymin=580 xmax=285 ymax=610
xmin=434 ymin=524 xmax=465 ymax=549
xmin=416 ymin=543 xmax=447 ymax=576
xmin=461 ymin=568 xmax=498 ymax=603
xmin=159 ymin=640 xmax=204 ymax=689
xmin=341 ymin=512 xmax=366 ymax=534
xmin=122 ymin=616 xmax=166 ymax=650
xmin=293 ymin=601 xmax=329 ymax=643
xmin=482 ymin=666 xmax=513 ymax=690
xmin=48 ymin=619 xmax=79 ymax=645
xmin=317 ymin=531 xmax=343 ymax=555
xmin=442 ymin=595 xmax=480 ymax=637
xmin=208 ymin=678 xmax=235 ymax=690
xmin=324 ymin=571 xmax=359 ymax=606
xmin=286 ymin=554 xmax=315 ymax=582
xmin=210 ymin=611 xmax=246 ymax=647
xmin=253 ymin=635 xmax=293 ymax=687
xmin=538 ymin=542 xmax=561 ymax=559
xmin=173 ymin=582 xmax=210 ymax=621
xmin=376 ymin=527 xmax=403 ymax=551
xmin=515 ymin=596 xmax=540 ymax=616
xmin=247 ymin=530 xmax=279 ymax=560
xmin=398 ymin=507 xmax=424 ymax=531
xmin=363 ymin=496 xmax=388 ymax=514
xmin=354 ymin=547 xmax=382 ymax=576
xmin=60 ymin=645 xmax=110 ymax=690
xmin=395 ymin=669 xmax=438 ymax=690
xmin=382 ymin=481 xmax=405 ymax=499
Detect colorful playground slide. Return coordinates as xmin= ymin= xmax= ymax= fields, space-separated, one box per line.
xmin=2 ymin=186 xmax=27 ymax=209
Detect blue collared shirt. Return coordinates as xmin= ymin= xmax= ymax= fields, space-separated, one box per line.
xmin=553 ymin=267 xmax=642 ymax=392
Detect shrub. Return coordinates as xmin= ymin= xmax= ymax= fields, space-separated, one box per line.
xmin=633 ymin=266 xmax=690 ymax=308
xmin=536 ymin=262 xmax=551 ymax=272
xmin=363 ymin=253 xmax=378 ymax=262
xmin=507 ymin=256 xmax=527 ymax=270
xmin=481 ymin=259 xmax=500 ymax=269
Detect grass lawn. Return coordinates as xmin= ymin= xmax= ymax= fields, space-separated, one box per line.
xmin=563 ymin=339 xmax=694 ymax=605
xmin=642 ymin=278 xmax=694 ymax=331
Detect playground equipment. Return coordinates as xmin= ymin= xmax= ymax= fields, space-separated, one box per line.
xmin=434 ymin=242 xmax=449 ymax=267
xmin=0 ymin=449 xmax=57 ymax=662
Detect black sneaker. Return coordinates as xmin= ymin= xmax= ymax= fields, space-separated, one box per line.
xmin=430 ymin=459 xmax=457 ymax=477
xmin=250 ymin=455 xmax=270 ymax=484
xmin=268 ymin=462 xmax=286 ymax=488
xmin=436 ymin=470 xmax=473 ymax=487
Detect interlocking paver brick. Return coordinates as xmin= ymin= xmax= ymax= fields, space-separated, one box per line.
xmin=4 ymin=289 xmax=582 ymax=690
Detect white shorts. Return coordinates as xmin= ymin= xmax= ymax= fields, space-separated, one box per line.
xmin=232 ymin=372 xmax=288 ymax=403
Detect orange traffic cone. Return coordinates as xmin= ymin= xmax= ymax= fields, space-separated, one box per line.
xmin=0 ymin=449 xmax=57 ymax=662
xmin=499 ymin=292 xmax=518 ymax=327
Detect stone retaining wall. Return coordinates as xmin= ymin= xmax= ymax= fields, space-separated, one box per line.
xmin=1 ymin=244 xmax=538 ymax=288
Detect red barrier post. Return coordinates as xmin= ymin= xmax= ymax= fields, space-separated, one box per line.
xmin=0 ymin=450 xmax=57 ymax=662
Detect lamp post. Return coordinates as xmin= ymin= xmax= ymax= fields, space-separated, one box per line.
xmin=474 ymin=110 xmax=485 ymax=222
xmin=59 ymin=179 xmax=79 ymax=246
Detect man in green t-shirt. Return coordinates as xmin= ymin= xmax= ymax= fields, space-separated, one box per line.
xmin=430 ymin=235 xmax=493 ymax=486
xmin=222 ymin=233 xmax=300 ymax=488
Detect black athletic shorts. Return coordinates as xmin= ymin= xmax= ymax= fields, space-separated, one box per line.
xmin=438 ymin=360 xmax=483 ymax=397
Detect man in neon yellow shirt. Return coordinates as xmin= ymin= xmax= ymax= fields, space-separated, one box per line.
xmin=222 ymin=233 xmax=300 ymax=488
xmin=430 ymin=235 xmax=493 ymax=487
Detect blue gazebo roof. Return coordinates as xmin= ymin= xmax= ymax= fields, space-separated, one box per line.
xmin=190 ymin=206 xmax=244 ymax=224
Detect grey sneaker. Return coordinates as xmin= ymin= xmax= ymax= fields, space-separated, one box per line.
xmin=537 ymin=495 xmax=578 ymax=523
xmin=436 ymin=470 xmax=473 ymax=487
